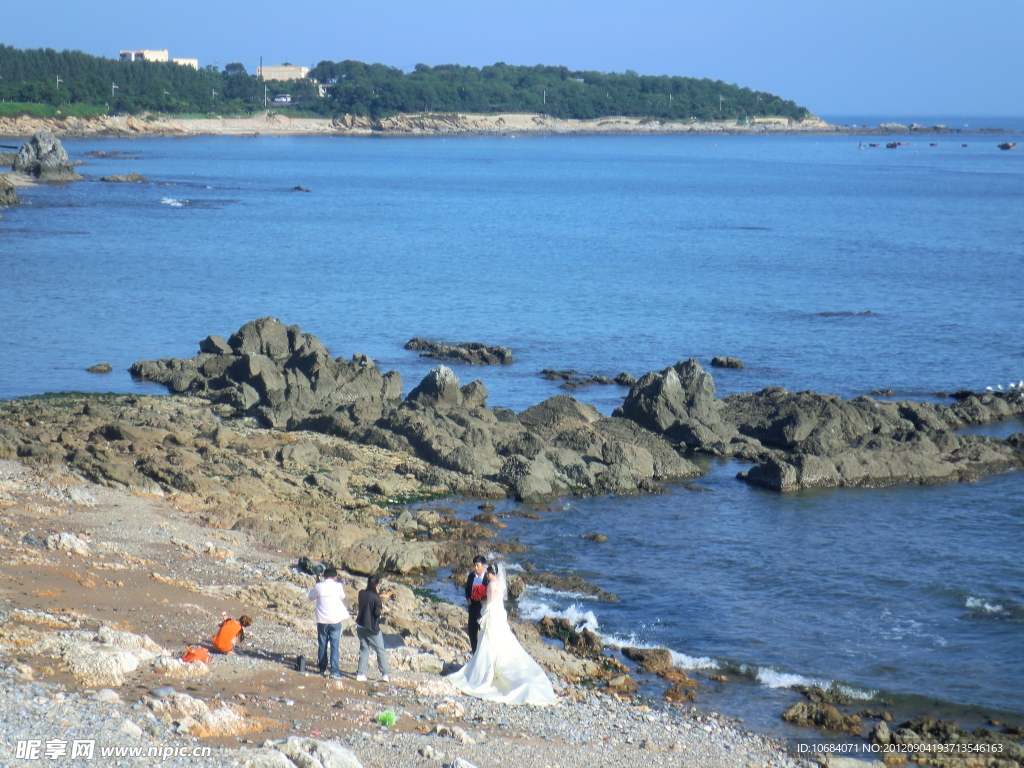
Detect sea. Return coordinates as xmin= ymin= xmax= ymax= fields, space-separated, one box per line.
xmin=2 ymin=123 xmax=1023 ymax=739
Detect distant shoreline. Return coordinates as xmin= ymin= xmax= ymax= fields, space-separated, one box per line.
xmin=0 ymin=111 xmax=1016 ymax=139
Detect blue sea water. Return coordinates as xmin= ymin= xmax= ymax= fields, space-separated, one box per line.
xmin=2 ymin=131 xmax=1023 ymax=733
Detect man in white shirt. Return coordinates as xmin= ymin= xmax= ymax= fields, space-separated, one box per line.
xmin=307 ymin=566 xmax=350 ymax=678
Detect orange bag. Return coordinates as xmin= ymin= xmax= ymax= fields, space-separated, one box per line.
xmin=181 ymin=646 xmax=210 ymax=664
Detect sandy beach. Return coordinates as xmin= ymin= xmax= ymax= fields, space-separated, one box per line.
xmin=0 ymin=110 xmax=942 ymax=139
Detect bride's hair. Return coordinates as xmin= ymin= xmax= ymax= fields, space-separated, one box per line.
xmin=485 ymin=562 xmax=508 ymax=601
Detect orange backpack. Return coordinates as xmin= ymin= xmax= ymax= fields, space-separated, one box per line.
xmin=181 ymin=646 xmax=210 ymax=664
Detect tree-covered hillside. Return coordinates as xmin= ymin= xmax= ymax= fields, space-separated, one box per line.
xmin=309 ymin=61 xmax=810 ymax=122
xmin=0 ymin=44 xmax=811 ymax=121
xmin=0 ymin=44 xmax=234 ymax=113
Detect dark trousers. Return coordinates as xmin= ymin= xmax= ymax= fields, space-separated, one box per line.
xmin=316 ymin=622 xmax=341 ymax=676
xmin=467 ymin=601 xmax=483 ymax=653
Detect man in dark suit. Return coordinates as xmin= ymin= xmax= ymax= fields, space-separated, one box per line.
xmin=464 ymin=555 xmax=488 ymax=653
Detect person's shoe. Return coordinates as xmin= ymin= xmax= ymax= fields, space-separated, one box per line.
xmin=355 ymin=674 xmax=367 ymax=682
xmin=381 ymin=675 xmax=390 ymax=683
xmin=329 ymin=673 xmax=343 ymax=679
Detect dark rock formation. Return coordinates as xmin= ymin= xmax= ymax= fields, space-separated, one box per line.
xmin=722 ymin=389 xmax=1024 ymax=491
xmin=13 ymin=132 xmax=83 ymax=181
xmin=100 ymin=173 xmax=149 ymax=182
xmin=0 ymin=175 xmax=19 ymax=206
xmin=540 ymin=369 xmax=615 ymax=389
xmin=613 ymin=359 xmax=746 ymax=456
xmin=614 ymin=372 xmax=637 ymax=387
xmin=537 ymin=617 xmax=604 ymax=653
xmin=132 ymin=322 xmax=1024 ymax=498
xmin=710 ymin=356 xmax=744 ymax=369
xmin=378 ymin=372 xmax=699 ymax=501
xmin=612 ymin=357 xmax=1024 ymax=492
xmin=132 ymin=319 xmax=700 ymax=502
xmin=131 ymin=317 xmax=402 ymax=432
xmin=405 ymin=338 xmax=513 ymax=365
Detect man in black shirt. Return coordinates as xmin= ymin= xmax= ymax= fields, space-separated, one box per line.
xmin=464 ymin=555 xmax=487 ymax=653
xmin=355 ymin=575 xmax=394 ymax=682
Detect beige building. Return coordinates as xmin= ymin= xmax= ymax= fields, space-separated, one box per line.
xmin=119 ymin=49 xmax=169 ymax=63
xmin=258 ymin=63 xmax=310 ymax=81
xmin=172 ymin=58 xmax=199 ymax=69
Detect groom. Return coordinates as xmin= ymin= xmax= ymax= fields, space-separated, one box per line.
xmin=464 ymin=555 xmax=488 ymax=653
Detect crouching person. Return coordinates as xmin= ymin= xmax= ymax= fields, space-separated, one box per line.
xmin=212 ymin=614 xmax=252 ymax=654
xmin=355 ymin=576 xmax=393 ymax=682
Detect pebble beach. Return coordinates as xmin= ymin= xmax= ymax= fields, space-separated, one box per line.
xmin=0 ymin=457 xmax=807 ymax=768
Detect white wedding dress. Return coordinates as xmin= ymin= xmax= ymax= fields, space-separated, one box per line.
xmin=446 ymin=569 xmax=557 ymax=705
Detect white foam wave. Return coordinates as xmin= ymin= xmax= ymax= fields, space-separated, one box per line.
xmin=669 ymin=650 xmax=721 ymax=670
xmin=160 ymin=197 xmax=186 ymax=208
xmin=966 ymin=597 xmax=1006 ymax=614
xmin=525 ymin=584 xmax=599 ymax=601
xmin=755 ymin=667 xmax=829 ymax=689
xmin=517 ymin=597 xmax=599 ymax=632
xmin=753 ymin=667 xmax=875 ymax=699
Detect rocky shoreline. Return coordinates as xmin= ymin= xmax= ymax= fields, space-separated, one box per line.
xmin=4 ymin=402 xmax=1022 ymax=767
xmin=3 ymin=315 xmax=1024 ymax=765
xmin=0 ymin=111 xmax=1016 ymax=139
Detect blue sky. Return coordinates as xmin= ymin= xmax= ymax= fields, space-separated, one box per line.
xmin=3 ymin=0 xmax=1023 ymax=116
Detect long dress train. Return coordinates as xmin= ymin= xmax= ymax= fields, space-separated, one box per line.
xmin=446 ymin=572 xmax=557 ymax=705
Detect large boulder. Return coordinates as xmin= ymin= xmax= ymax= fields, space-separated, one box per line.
xmin=405 ymin=365 xmax=465 ymax=409
xmin=130 ymin=318 xmax=402 ymax=431
xmin=614 ymin=359 xmax=739 ymax=454
xmin=12 ymin=132 xmax=83 ymax=181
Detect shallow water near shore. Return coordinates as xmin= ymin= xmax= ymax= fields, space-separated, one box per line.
xmin=2 ymin=131 xmax=1023 ymax=735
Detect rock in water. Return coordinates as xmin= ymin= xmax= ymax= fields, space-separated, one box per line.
xmin=13 ymin=132 xmax=83 ymax=181
xmin=710 ymin=356 xmax=744 ymax=369
xmin=0 ymin=174 xmax=20 ymax=206
xmin=405 ymin=337 xmax=513 ymax=365
xmin=100 ymin=173 xmax=149 ymax=183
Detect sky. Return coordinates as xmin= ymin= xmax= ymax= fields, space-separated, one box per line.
xmin=3 ymin=0 xmax=1023 ymax=116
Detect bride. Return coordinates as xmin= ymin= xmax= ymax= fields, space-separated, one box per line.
xmin=446 ymin=564 xmax=558 ymax=705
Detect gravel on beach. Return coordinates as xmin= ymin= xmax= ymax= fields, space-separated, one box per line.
xmin=0 ymin=458 xmax=811 ymax=768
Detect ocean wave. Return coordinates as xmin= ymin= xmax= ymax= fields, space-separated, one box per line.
xmin=522 ymin=584 xmax=599 ymax=601
xmin=517 ymin=598 xmax=600 ymax=632
xmin=753 ymin=667 xmax=876 ymax=699
xmin=753 ymin=667 xmax=830 ymax=689
xmin=160 ymin=197 xmax=187 ymax=208
xmin=966 ymin=596 xmax=1007 ymax=614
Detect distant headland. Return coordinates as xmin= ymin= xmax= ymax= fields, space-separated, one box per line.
xmin=1 ymin=45 xmax=1016 ymax=138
